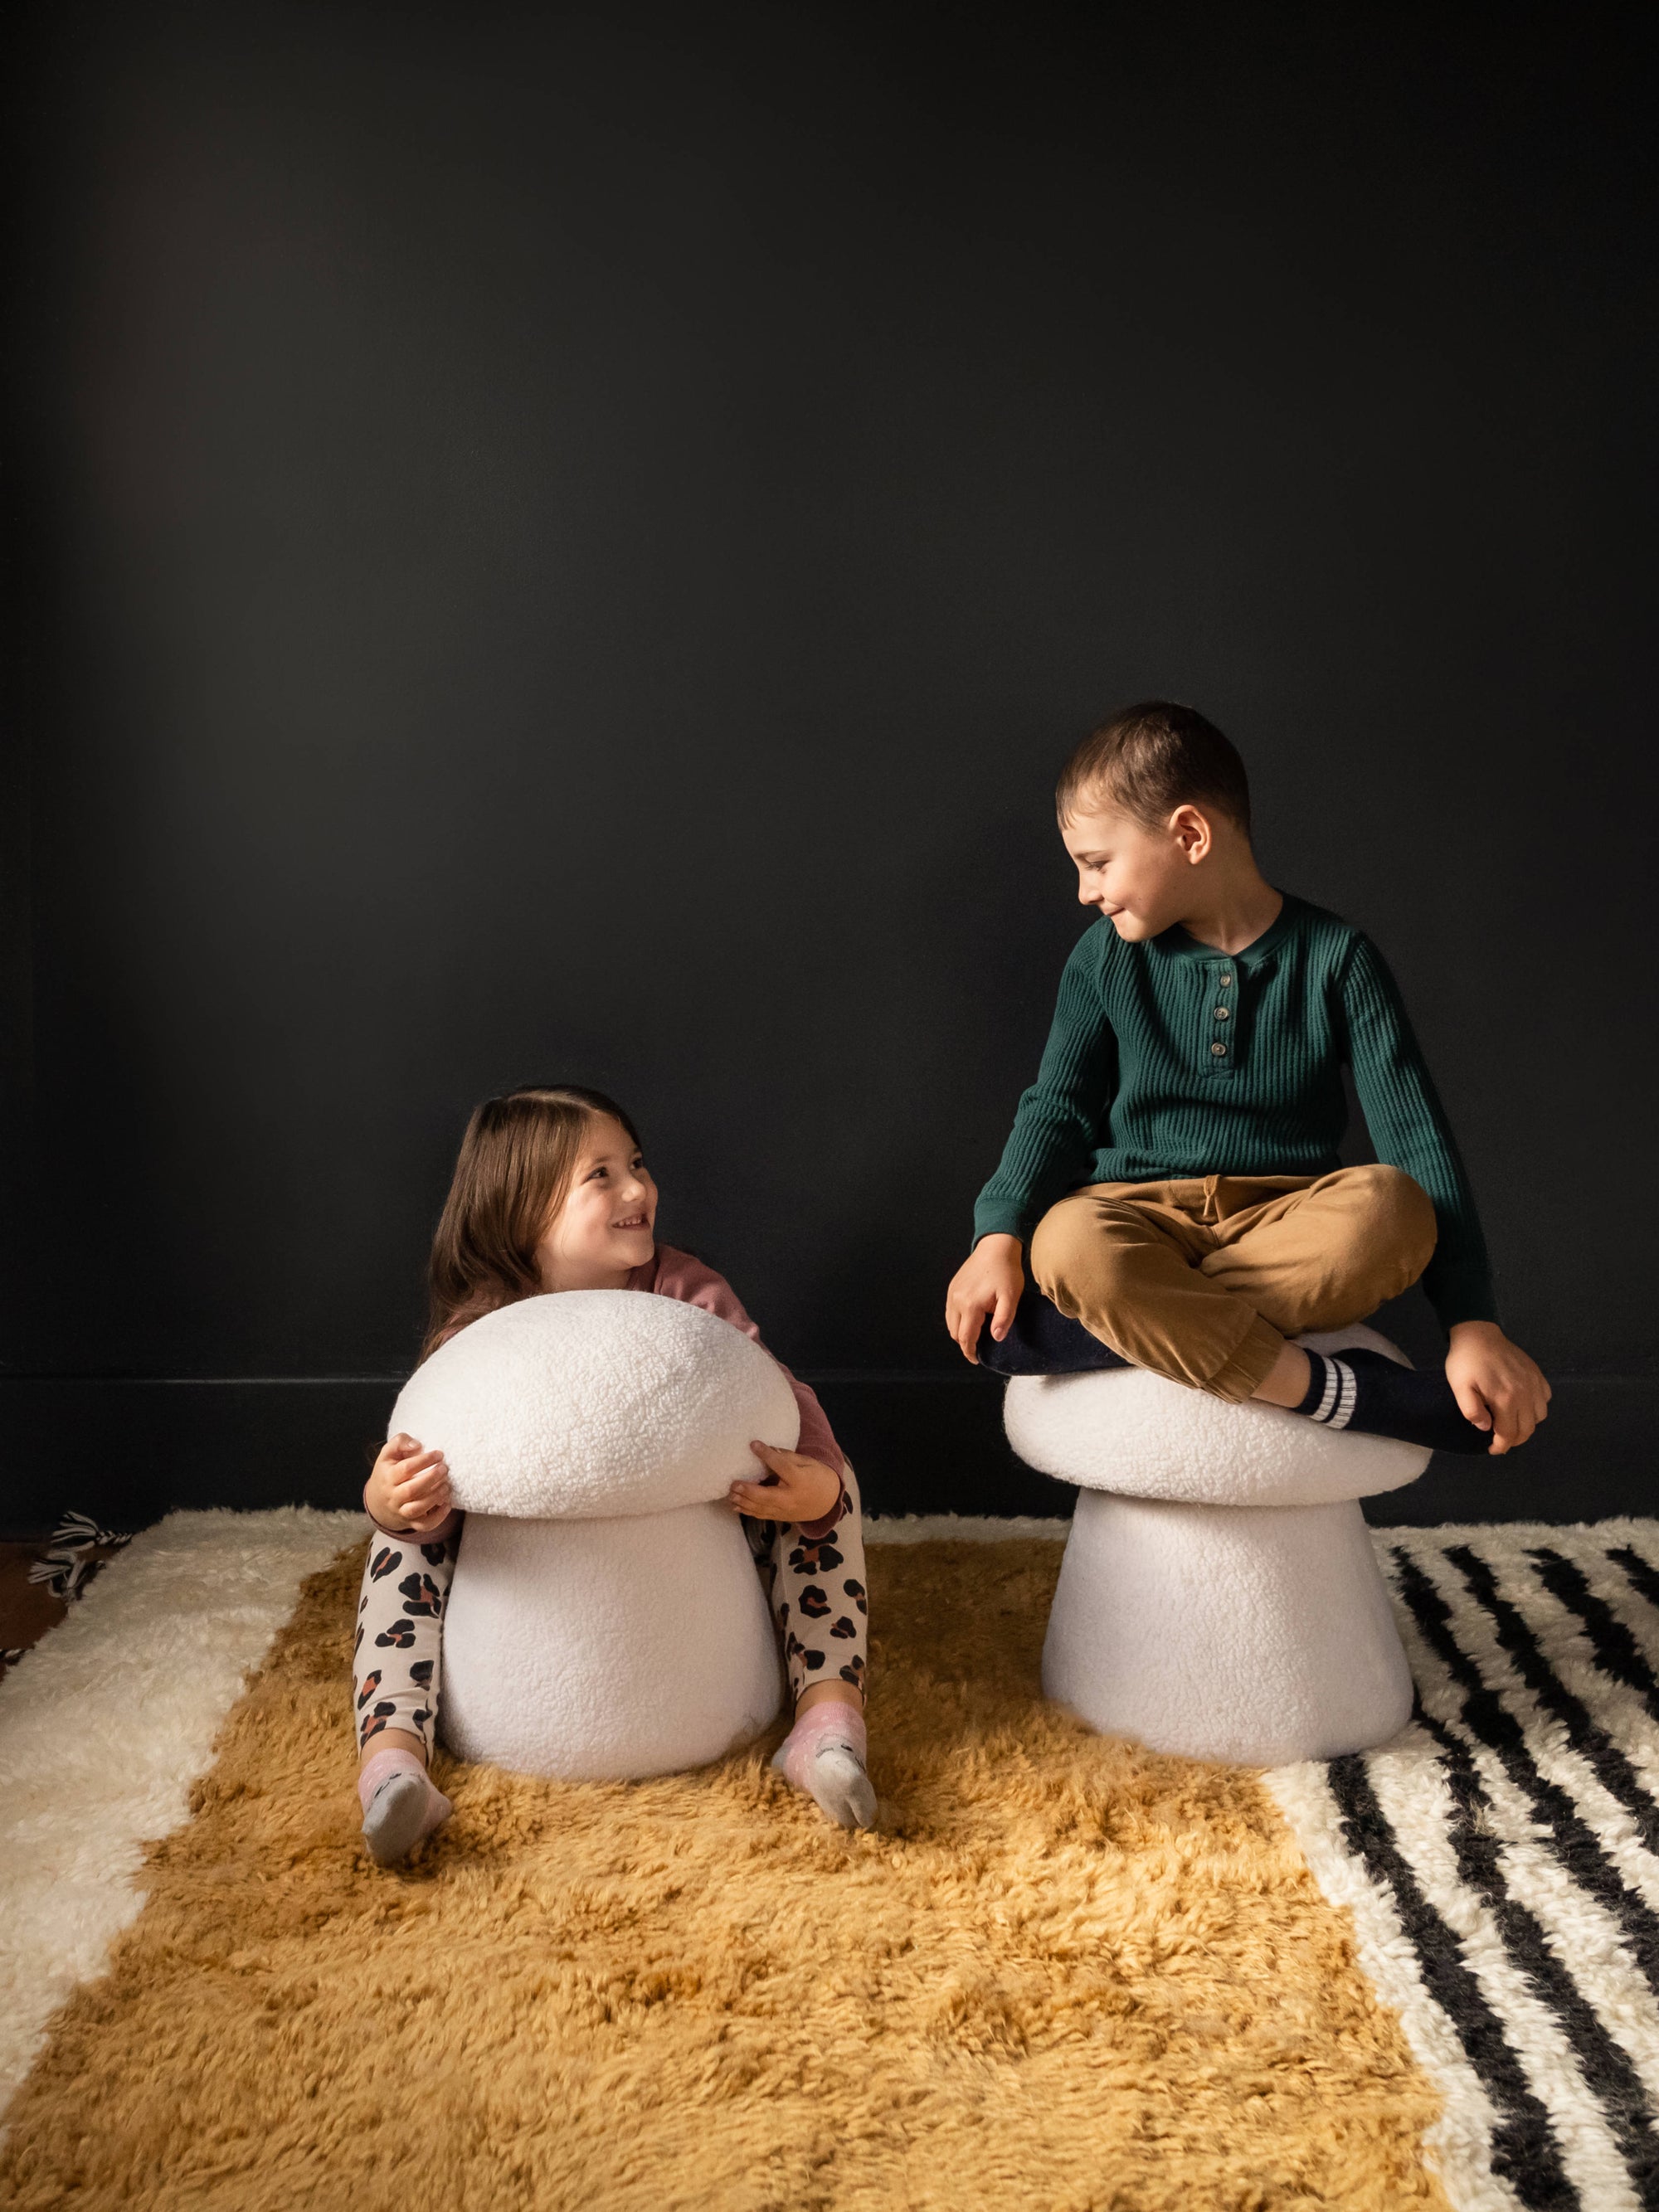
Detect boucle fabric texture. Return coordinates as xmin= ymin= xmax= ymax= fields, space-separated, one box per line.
xmin=440 ymin=1503 xmax=786 ymax=1780
xmin=1003 ymin=1321 xmax=1430 ymax=1505
xmin=0 ymin=1532 xmax=1451 ymax=2210
xmin=1044 ymin=1490 xmax=1415 ymax=1764
xmin=1008 ymin=1326 xmax=1424 ymax=1764
xmin=389 ymin=1289 xmax=801 ymax=1519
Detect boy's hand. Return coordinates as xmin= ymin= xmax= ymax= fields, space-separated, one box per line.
xmin=366 ymin=1432 xmax=454 ymax=1532
xmin=945 ymin=1233 xmax=1025 ymax=1363
xmin=728 ymin=1441 xmax=843 ymax=1526
xmin=1445 ymin=1322 xmax=1552 ymax=1455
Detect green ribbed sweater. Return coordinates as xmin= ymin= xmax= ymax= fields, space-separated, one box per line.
xmin=972 ymin=892 xmax=1496 ymax=1330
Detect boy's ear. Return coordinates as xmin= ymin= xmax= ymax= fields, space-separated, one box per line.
xmin=1170 ymin=803 xmax=1213 ymax=860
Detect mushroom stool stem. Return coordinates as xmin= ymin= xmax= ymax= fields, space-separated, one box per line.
xmin=1044 ymin=1490 xmax=1413 ymax=1767
xmin=440 ymin=1501 xmax=785 ymax=1782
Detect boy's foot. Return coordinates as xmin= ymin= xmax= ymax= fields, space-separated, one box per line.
xmin=1296 ymin=1345 xmax=1495 ymax=1456
xmin=974 ymin=1288 xmax=1130 ymax=1378
xmin=358 ymin=1748 xmax=453 ymax=1864
xmin=773 ymin=1702 xmax=876 ymax=1830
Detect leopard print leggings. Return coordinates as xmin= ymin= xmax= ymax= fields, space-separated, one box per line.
xmin=353 ymin=1466 xmax=870 ymax=1755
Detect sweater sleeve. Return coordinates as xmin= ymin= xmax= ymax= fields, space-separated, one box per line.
xmin=648 ymin=1249 xmax=849 ymax=1539
xmin=1339 ymin=931 xmax=1499 ymax=1330
xmin=971 ymin=926 xmax=1117 ymax=1247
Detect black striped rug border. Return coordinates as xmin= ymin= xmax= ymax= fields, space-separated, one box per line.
xmin=1268 ymin=1519 xmax=1659 ymax=2212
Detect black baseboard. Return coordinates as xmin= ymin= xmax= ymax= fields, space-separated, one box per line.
xmin=1 ymin=1372 xmax=1653 ymax=1539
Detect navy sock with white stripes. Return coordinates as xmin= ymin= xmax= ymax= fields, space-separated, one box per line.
xmin=1295 ymin=1346 xmax=1492 ymax=1456
xmin=975 ymin=1287 xmax=1130 ymax=1376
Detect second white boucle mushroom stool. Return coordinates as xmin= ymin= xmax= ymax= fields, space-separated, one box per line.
xmin=388 ymin=1291 xmax=799 ymax=1782
xmin=1002 ymin=1323 xmax=1429 ymax=1766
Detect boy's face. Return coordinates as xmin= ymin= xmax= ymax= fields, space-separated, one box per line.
xmin=1060 ymin=794 xmax=1204 ymax=941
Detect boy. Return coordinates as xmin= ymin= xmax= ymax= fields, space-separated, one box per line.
xmin=946 ymin=702 xmax=1550 ymax=1456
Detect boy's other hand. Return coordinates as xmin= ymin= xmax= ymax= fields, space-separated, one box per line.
xmin=1445 ymin=1322 xmax=1553 ymax=1455
xmin=946 ymin=1234 xmax=1026 ymax=1364
xmin=728 ymin=1442 xmax=843 ymax=1525
xmin=367 ymin=1432 xmax=454 ymax=1531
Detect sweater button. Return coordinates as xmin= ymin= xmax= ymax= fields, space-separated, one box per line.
xmin=1214 ymin=1006 xmax=1230 ymax=1019
xmin=1210 ymin=1042 xmax=1227 ymax=1057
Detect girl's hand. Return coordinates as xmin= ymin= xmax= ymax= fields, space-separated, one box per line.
xmin=1445 ymin=1322 xmax=1553 ymax=1455
xmin=727 ymin=1441 xmax=843 ymax=1526
xmin=366 ymin=1432 xmax=454 ymax=1532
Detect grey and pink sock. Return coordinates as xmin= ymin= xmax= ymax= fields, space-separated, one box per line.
xmin=358 ymin=1748 xmax=452 ymax=1864
xmin=772 ymin=1699 xmax=875 ymax=1830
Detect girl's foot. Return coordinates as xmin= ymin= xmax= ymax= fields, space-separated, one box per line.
xmin=772 ymin=1700 xmax=876 ymax=1830
xmin=358 ymin=1747 xmax=452 ymax=1864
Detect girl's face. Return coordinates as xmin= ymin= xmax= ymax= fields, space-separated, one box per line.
xmin=535 ymin=1116 xmax=658 ymax=1292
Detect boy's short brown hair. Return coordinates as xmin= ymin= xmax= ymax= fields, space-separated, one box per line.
xmin=1057 ymin=700 xmax=1252 ymax=838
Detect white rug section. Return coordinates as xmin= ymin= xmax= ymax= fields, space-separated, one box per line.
xmin=0 ymin=1506 xmax=362 ymax=2124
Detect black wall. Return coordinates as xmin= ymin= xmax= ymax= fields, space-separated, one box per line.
xmin=6 ymin=3 xmax=1656 ymax=1530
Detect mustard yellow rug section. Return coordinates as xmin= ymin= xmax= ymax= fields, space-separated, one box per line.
xmin=0 ymin=1539 xmax=1447 ymax=2211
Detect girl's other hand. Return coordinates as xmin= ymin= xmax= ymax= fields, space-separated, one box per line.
xmin=728 ymin=1442 xmax=842 ymax=1526
xmin=367 ymin=1432 xmax=454 ymax=1532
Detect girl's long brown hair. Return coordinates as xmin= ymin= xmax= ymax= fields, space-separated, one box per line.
xmin=422 ymin=1084 xmax=643 ymax=1359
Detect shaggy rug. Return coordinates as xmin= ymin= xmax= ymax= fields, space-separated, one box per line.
xmin=0 ymin=1514 xmax=1447 ymax=2211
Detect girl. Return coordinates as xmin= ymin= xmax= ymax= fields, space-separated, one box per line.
xmin=353 ymin=1084 xmax=873 ymax=1864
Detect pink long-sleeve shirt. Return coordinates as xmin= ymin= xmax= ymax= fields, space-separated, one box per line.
xmin=366 ymin=1245 xmax=847 ymax=1544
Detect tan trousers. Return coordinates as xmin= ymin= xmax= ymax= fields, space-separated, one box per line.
xmin=1028 ymin=1164 xmax=1438 ymax=1402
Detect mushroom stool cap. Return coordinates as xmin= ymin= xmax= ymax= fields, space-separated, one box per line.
xmin=389 ymin=1290 xmax=801 ymax=1519
xmin=1003 ymin=1322 xmax=1430 ymax=1506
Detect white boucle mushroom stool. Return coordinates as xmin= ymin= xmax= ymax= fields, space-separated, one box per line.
xmin=1003 ymin=1323 xmax=1429 ymax=1766
xmin=388 ymin=1291 xmax=798 ymax=1782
